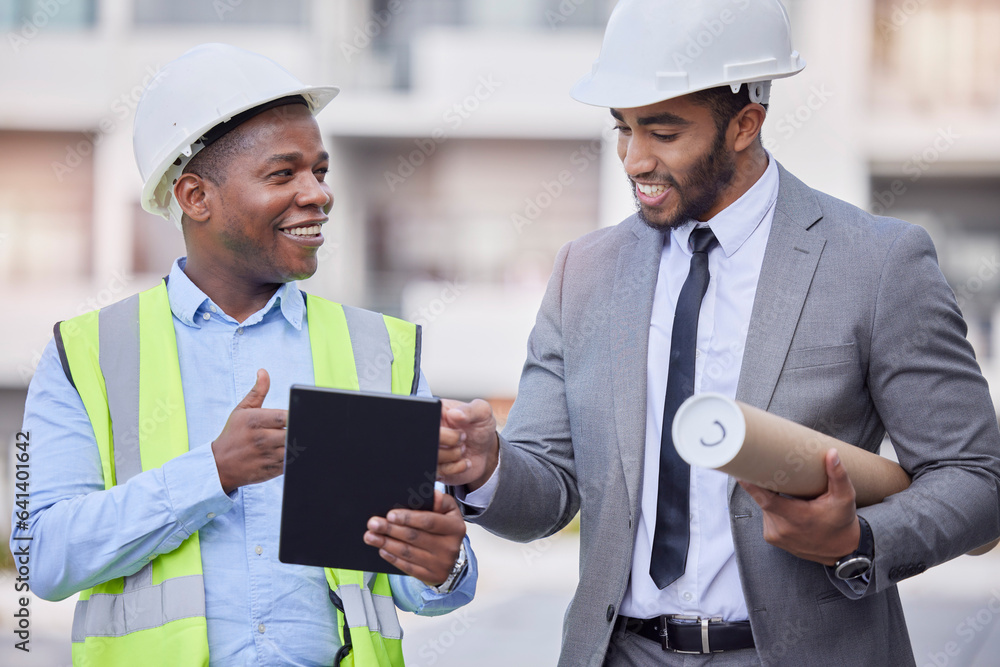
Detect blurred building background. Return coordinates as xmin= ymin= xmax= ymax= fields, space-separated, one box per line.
xmin=1 ymin=0 xmax=1000 ymax=665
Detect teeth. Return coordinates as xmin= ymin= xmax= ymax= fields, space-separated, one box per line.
xmin=282 ymin=225 xmax=322 ymax=237
xmin=637 ymin=183 xmax=667 ymax=197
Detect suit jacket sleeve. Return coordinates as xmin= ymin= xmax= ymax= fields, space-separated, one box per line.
xmin=858 ymin=222 xmax=1000 ymax=593
xmin=465 ymin=242 xmax=581 ymax=541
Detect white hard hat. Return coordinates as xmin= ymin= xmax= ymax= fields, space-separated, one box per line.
xmin=133 ymin=43 xmax=339 ymax=226
xmin=571 ymin=0 xmax=805 ymax=109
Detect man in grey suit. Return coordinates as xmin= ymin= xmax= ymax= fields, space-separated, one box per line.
xmin=437 ymin=0 xmax=1000 ymax=664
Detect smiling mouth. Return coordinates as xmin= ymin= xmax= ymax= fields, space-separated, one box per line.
xmin=636 ymin=183 xmax=669 ymax=197
xmin=279 ymin=224 xmax=323 ymax=238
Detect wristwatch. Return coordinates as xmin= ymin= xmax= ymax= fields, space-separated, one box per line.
xmin=430 ymin=542 xmax=468 ymax=594
xmin=834 ymin=516 xmax=874 ymax=581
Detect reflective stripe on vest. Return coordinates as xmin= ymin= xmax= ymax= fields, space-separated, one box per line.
xmin=338 ymin=572 xmax=403 ymax=640
xmin=57 ymin=282 xmax=419 ymax=667
xmin=310 ymin=300 xmax=414 ymax=667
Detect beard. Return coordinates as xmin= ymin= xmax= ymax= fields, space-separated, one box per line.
xmin=630 ymin=126 xmax=737 ymax=231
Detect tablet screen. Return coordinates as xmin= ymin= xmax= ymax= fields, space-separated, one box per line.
xmin=279 ymin=385 xmax=441 ymax=574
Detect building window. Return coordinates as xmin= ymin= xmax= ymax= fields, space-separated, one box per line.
xmin=0 ymin=0 xmax=96 ymax=29
xmin=336 ymin=136 xmax=601 ymax=313
xmin=872 ymin=0 xmax=1000 ymax=111
xmin=870 ymin=174 xmax=1000 ymax=359
xmin=133 ymin=0 xmax=306 ymax=25
xmin=0 ymin=131 xmax=93 ymax=282
xmin=369 ymin=0 xmax=615 ymax=89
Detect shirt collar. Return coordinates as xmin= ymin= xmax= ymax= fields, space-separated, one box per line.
xmin=670 ymin=152 xmax=779 ymax=258
xmin=166 ymin=258 xmax=304 ymax=330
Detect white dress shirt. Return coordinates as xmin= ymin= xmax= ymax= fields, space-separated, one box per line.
xmin=619 ymin=155 xmax=779 ymax=620
xmin=467 ymin=155 xmax=779 ymax=622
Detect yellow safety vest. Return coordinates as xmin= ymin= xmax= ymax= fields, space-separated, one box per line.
xmin=55 ymin=281 xmax=417 ymax=667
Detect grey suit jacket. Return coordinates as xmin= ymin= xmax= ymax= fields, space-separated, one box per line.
xmin=469 ymin=165 xmax=1000 ymax=666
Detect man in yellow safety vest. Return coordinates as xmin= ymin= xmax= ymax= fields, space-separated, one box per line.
xmin=14 ymin=43 xmax=476 ymax=667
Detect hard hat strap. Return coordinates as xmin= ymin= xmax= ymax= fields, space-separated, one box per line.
xmin=200 ymin=95 xmax=308 ymax=149
xmin=728 ymin=81 xmax=771 ymax=105
xmin=748 ymin=81 xmax=771 ymax=105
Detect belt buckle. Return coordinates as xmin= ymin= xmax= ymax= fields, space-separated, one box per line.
xmin=660 ymin=614 xmax=723 ymax=654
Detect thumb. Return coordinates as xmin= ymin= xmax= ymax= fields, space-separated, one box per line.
xmin=441 ymin=400 xmax=472 ymax=427
xmin=238 ymin=369 xmax=270 ymax=409
xmin=442 ymin=398 xmax=493 ymax=427
xmin=433 ymin=489 xmax=460 ymax=516
xmin=825 ymin=449 xmax=855 ymax=500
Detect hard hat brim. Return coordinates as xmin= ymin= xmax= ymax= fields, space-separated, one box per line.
xmin=140 ymin=83 xmax=340 ymax=220
xmin=569 ymin=62 xmax=805 ymax=110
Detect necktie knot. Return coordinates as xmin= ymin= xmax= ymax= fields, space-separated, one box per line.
xmin=690 ymin=227 xmax=717 ymax=254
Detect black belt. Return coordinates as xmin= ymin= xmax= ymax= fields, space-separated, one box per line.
xmin=616 ymin=615 xmax=755 ymax=654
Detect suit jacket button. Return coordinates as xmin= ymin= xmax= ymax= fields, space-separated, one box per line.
xmin=889 ymin=567 xmax=899 ymax=580
xmin=916 ymin=563 xmax=926 ymax=574
xmin=607 ymin=605 xmax=616 ymax=622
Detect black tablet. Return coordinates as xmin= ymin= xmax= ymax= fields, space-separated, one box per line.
xmin=278 ymin=385 xmax=441 ymax=574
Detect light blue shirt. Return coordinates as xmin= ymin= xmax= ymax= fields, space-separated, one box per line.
xmin=15 ymin=258 xmax=476 ymax=666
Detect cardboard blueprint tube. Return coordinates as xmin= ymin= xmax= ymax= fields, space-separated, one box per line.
xmin=671 ymin=393 xmax=997 ymax=556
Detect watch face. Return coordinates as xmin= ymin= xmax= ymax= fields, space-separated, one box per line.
xmin=835 ymin=556 xmax=872 ymax=581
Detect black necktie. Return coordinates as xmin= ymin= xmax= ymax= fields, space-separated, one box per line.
xmin=650 ymin=227 xmax=717 ymax=589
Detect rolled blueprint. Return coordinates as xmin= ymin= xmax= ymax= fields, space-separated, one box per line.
xmin=671 ymin=393 xmax=910 ymax=506
xmin=672 ymin=393 xmax=998 ymax=556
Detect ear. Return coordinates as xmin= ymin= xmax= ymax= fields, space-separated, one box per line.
xmin=174 ymin=173 xmax=211 ymax=223
xmin=732 ymin=104 xmax=767 ymax=153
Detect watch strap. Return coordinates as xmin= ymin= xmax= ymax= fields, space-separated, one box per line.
xmin=430 ymin=541 xmax=468 ymax=594
xmin=833 ymin=516 xmax=874 ymax=581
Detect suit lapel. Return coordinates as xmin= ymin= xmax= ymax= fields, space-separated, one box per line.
xmin=731 ymin=166 xmax=826 ymax=495
xmin=611 ymin=217 xmax=662 ymax=519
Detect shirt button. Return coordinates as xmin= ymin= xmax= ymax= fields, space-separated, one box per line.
xmin=206 ymin=512 xmax=216 ymax=519
xmin=683 ymin=592 xmax=693 ymax=602
xmin=255 ymin=546 xmax=263 ymax=555
xmin=202 ymin=312 xmax=211 ymax=321
xmin=209 ymin=305 xmax=217 ymax=313
xmin=258 ymin=624 xmax=265 ymax=634
xmin=236 ymin=327 xmax=244 ymax=336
